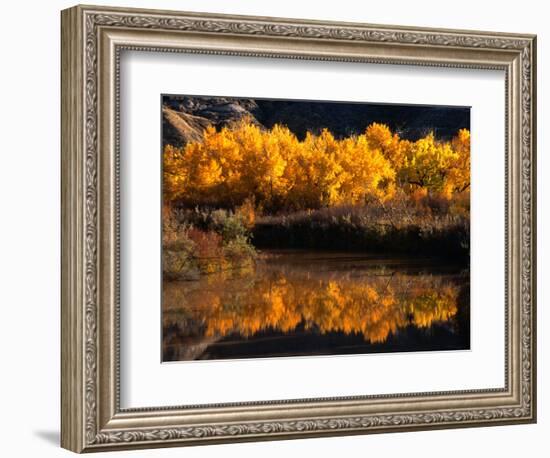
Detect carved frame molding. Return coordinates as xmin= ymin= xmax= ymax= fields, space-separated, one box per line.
xmin=61 ymin=5 xmax=536 ymax=452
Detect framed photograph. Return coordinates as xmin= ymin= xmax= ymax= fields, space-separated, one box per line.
xmin=61 ymin=4 xmax=537 ymax=453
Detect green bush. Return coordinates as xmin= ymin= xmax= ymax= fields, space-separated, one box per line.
xmin=223 ymin=235 xmax=257 ymax=260
xmin=221 ymin=214 xmax=249 ymax=243
xmin=163 ymin=207 xmax=257 ymax=280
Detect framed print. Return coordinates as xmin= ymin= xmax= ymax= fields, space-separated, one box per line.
xmin=160 ymin=96 xmax=472 ymax=362
xmin=61 ymin=4 xmax=537 ymax=453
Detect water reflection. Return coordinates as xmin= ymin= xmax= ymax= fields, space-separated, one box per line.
xmin=163 ymin=251 xmax=469 ymax=361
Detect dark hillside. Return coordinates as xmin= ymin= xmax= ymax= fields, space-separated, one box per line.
xmin=162 ymin=94 xmax=470 ymax=147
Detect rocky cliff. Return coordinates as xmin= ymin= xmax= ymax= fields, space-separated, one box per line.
xmin=162 ymin=95 xmax=470 ymax=147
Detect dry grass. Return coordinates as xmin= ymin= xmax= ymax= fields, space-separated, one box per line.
xmin=253 ymin=198 xmax=469 ymax=262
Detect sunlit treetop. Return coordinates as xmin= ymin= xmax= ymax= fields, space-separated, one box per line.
xmin=163 ymin=119 xmax=470 ymax=210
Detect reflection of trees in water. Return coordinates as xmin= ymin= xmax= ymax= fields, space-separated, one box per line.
xmin=163 ymin=263 xmax=464 ymax=345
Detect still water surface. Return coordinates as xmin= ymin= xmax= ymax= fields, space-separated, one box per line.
xmin=162 ymin=250 xmax=469 ymax=361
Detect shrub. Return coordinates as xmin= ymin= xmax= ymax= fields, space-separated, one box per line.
xmin=221 ymin=214 xmax=249 ymax=243
xmin=162 ymin=209 xmax=198 ymax=279
xmin=163 ymin=249 xmax=198 ymax=281
xmin=187 ymin=227 xmax=223 ymax=258
xmin=162 ymin=207 xmax=257 ymax=280
xmin=235 ymin=197 xmax=257 ymax=229
xmin=223 ymin=235 xmax=257 ymax=260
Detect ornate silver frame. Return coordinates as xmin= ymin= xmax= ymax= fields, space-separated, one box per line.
xmin=61 ymin=4 xmax=537 ymax=453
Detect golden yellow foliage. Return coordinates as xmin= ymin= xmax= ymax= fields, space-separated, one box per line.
xmin=163 ymin=119 xmax=470 ymax=210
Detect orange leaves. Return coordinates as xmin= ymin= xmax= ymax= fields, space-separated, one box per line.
xmin=163 ymin=119 xmax=470 ymax=209
xmin=186 ymin=227 xmax=223 ymax=259
xmin=235 ymin=197 xmax=256 ymax=229
xmin=163 ymin=270 xmax=461 ymax=344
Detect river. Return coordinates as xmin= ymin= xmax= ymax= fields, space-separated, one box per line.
xmin=162 ymin=250 xmax=469 ymax=362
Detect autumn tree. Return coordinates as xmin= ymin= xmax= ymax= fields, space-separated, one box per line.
xmin=364 ymin=122 xmax=408 ymax=171
xmin=448 ymin=128 xmax=471 ymax=194
xmin=163 ymin=119 xmax=470 ymax=210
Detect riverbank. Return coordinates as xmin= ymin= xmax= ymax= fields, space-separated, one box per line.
xmin=163 ymin=200 xmax=469 ymax=281
xmin=162 ymin=207 xmax=256 ymax=280
xmin=253 ymin=204 xmax=469 ymax=262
